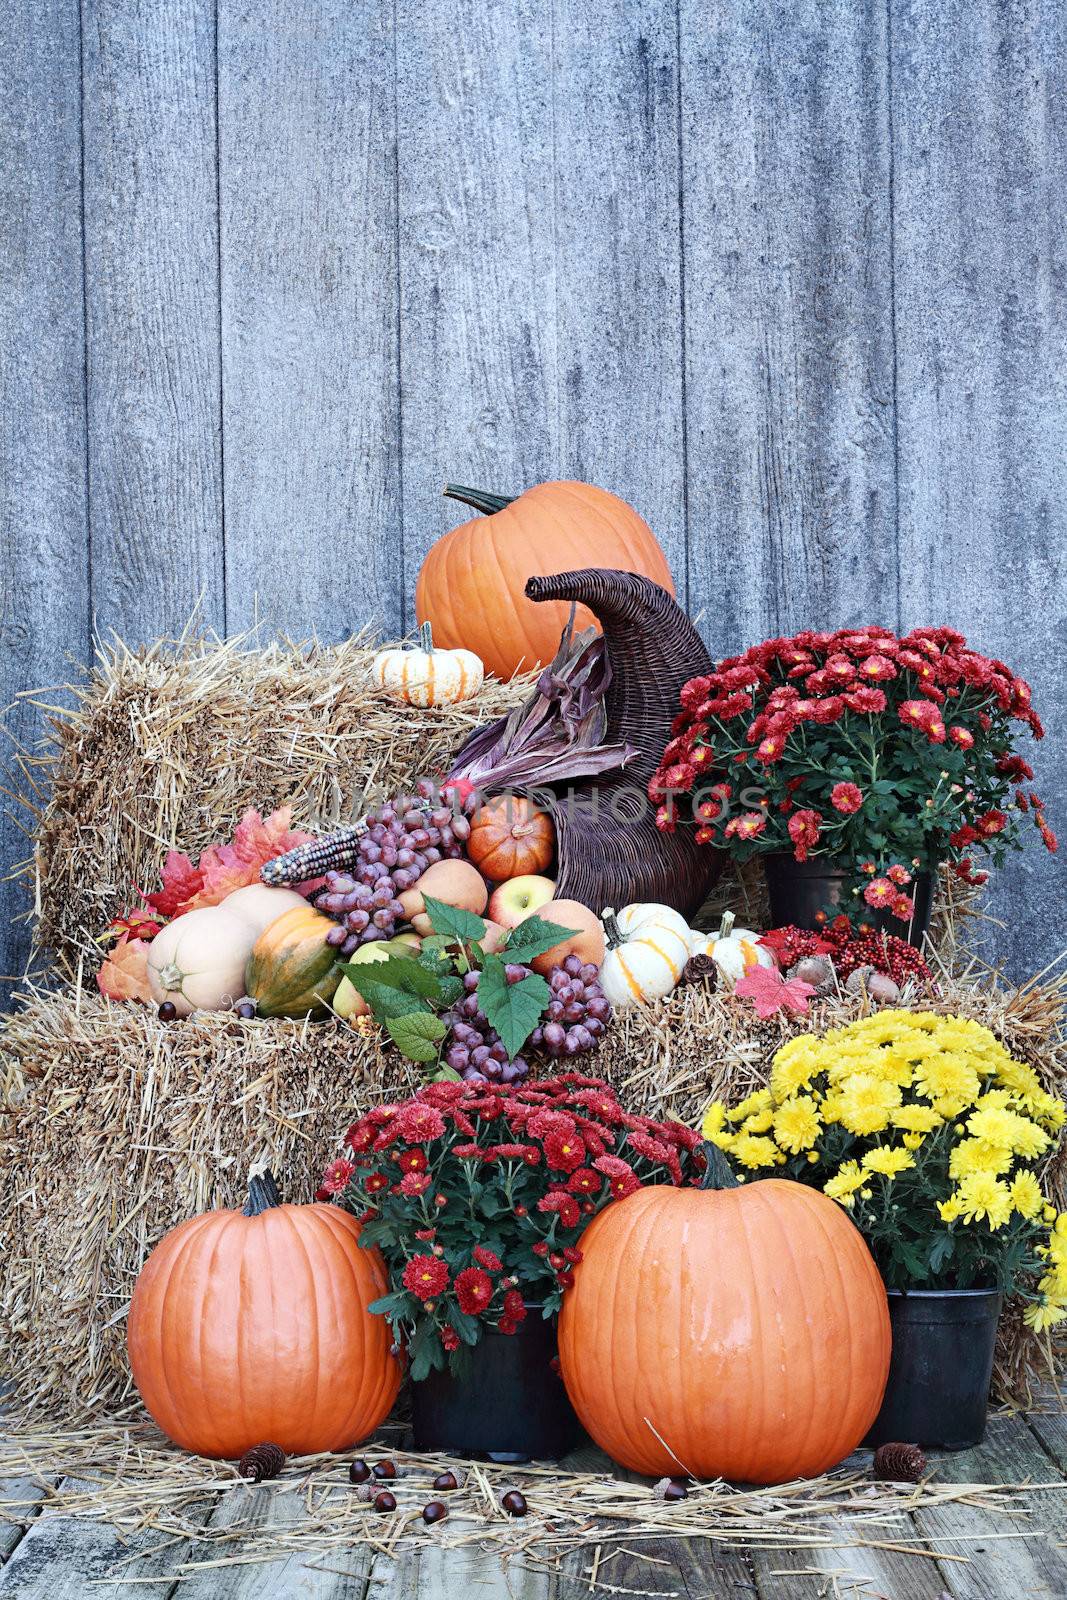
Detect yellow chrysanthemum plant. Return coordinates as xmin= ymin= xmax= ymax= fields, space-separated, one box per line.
xmin=702 ymin=1010 xmax=1067 ymax=1331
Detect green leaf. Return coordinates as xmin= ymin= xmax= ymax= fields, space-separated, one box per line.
xmin=447 ymin=1306 xmax=481 ymax=1346
xmin=422 ymin=894 xmax=487 ymax=944
xmin=386 ymin=1010 xmax=448 ymax=1063
xmin=436 ymin=975 xmax=465 ymax=1008
xmin=409 ymin=1319 xmax=446 ymax=1382
xmin=355 ymin=976 xmax=430 ymax=1023
xmin=501 ymin=912 xmax=581 ymax=964
xmin=349 ymin=953 xmax=442 ymax=1002
xmin=368 ymin=1290 xmax=414 ymax=1319
xmin=477 ymin=953 xmax=550 ymax=1059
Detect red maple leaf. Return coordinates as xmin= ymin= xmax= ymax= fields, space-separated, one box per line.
xmin=183 ymin=806 xmax=315 ymax=909
xmin=97 ymin=936 xmax=153 ymax=1003
xmin=144 ymin=850 xmax=205 ymax=919
xmin=734 ymin=965 xmax=816 ymax=1019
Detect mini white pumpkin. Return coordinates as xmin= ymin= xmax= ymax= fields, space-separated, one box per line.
xmin=372 ymin=622 xmax=484 ymax=708
xmin=147 ymin=906 xmax=257 ymax=1016
xmin=220 ymin=883 xmax=309 ymax=941
xmin=690 ymin=911 xmax=777 ymax=986
xmin=598 ymin=903 xmax=693 ymax=1009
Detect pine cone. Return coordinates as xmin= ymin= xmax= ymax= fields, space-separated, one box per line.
xmin=682 ymin=954 xmax=718 ymax=989
xmin=873 ymin=1441 xmax=926 ymax=1483
xmin=238 ymin=1441 xmax=286 ymax=1482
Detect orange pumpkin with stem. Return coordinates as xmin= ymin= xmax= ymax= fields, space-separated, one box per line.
xmin=468 ymin=794 xmax=555 ymax=881
xmin=558 ymin=1145 xmax=890 ymax=1484
xmin=415 ymin=482 xmax=674 ymax=681
xmin=127 ymin=1170 xmax=400 ymax=1459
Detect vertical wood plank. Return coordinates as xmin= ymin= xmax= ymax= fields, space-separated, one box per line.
xmin=0 ymin=0 xmax=89 ymax=996
xmin=396 ymin=0 xmax=557 ymax=629
xmin=81 ymin=0 xmax=224 ymax=640
xmin=679 ymin=0 xmax=898 ymax=655
xmin=218 ymin=0 xmax=401 ymax=644
xmin=552 ymin=0 xmax=687 ymax=591
xmin=891 ymin=0 xmax=1067 ymax=975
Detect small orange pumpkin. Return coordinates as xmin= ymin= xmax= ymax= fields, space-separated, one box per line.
xmin=415 ymin=482 xmax=674 ymax=681
xmin=558 ymin=1146 xmax=890 ymax=1484
xmin=127 ymin=1171 xmax=400 ymax=1459
xmin=467 ymin=795 xmax=555 ymax=881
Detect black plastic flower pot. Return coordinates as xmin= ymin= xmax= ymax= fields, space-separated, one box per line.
xmin=410 ymin=1308 xmax=581 ymax=1460
xmin=762 ymin=855 xmax=935 ymax=949
xmin=865 ymin=1288 xmax=1003 ymax=1450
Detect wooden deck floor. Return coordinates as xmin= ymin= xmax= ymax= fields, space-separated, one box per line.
xmin=1 ymin=1411 xmax=1066 ymax=1599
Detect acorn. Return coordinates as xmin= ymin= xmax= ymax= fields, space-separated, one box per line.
xmin=433 ymin=1468 xmax=464 ymax=1492
xmin=234 ymin=1000 xmax=257 ymax=1019
xmin=422 ymin=1499 xmax=449 ymax=1524
xmin=372 ymin=1459 xmax=398 ymax=1480
xmin=501 ymin=1489 xmax=528 ymax=1517
xmin=653 ymin=1476 xmax=689 ymax=1501
xmin=373 ymin=1489 xmax=397 ymax=1513
xmin=157 ymin=1001 xmax=178 ymax=1022
xmin=348 ymin=1458 xmax=372 ymax=1484
xmin=845 ymin=965 xmax=901 ymax=1005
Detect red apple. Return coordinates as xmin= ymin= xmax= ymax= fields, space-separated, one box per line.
xmin=487 ymin=874 xmax=556 ymax=929
xmin=525 ymin=899 xmax=606 ymax=976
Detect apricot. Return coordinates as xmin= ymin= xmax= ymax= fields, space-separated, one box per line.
xmin=398 ymin=859 xmax=489 ymax=936
xmin=524 ymin=898 xmax=606 ymax=976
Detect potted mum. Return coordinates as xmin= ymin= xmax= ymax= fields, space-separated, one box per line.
xmin=651 ymin=625 xmax=1055 ymax=943
xmin=703 ymin=1009 xmax=1067 ymax=1448
xmin=320 ymin=1073 xmax=702 ymax=1459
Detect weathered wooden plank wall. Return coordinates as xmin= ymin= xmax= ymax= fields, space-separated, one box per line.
xmin=1 ymin=0 xmax=1064 ymax=990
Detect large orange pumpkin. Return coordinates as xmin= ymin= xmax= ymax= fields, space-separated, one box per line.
xmin=558 ymin=1148 xmax=890 ymax=1484
xmin=127 ymin=1171 xmax=400 ymax=1459
xmin=415 ymin=482 xmax=674 ymax=681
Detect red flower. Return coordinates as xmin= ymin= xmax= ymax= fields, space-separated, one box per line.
xmin=948 ymin=725 xmax=975 ymax=749
xmin=502 ymin=1289 xmax=527 ymax=1322
xmin=452 ymin=1143 xmax=485 ymax=1161
xmin=864 ymin=877 xmax=896 ymax=907
xmin=364 ymin=1172 xmax=390 ymax=1194
xmin=403 ymin=1254 xmax=449 ymax=1301
xmin=396 ymin=1103 xmax=447 ymax=1143
xmin=891 ymin=894 xmax=915 ymax=921
xmin=440 ymin=1327 xmax=460 ymax=1351
xmin=592 ymin=1155 xmax=640 ymax=1198
xmin=724 ymin=812 xmax=767 ymax=841
xmin=526 ymin=1108 xmax=576 ymax=1141
xmin=859 ymin=654 xmax=897 ymax=681
xmin=485 ymin=1143 xmax=535 ymax=1161
xmin=415 ymin=1228 xmax=436 ymax=1241
xmin=537 ymin=1191 xmax=582 ymax=1227
xmin=976 ymin=809 xmax=1007 ymax=837
xmin=532 ymin=1240 xmax=549 ymax=1257
xmin=886 ymin=863 xmax=912 ymax=885
xmin=345 ymin=1121 xmax=376 ymax=1153
xmin=473 ymin=1246 xmax=503 ymax=1272
xmin=996 ymin=753 xmax=1034 ymax=781
xmin=321 ymin=1158 xmax=355 ymax=1196
xmin=787 ymin=809 xmax=822 ymax=862
xmin=455 ymin=1267 xmax=494 ymax=1315
xmin=950 ymin=823 xmax=978 ymax=848
xmin=844 ymin=686 xmax=887 ymax=714
xmin=398 ymin=1172 xmax=432 ymax=1197
xmin=397 ymin=1148 xmax=428 ymax=1173
xmin=830 ymin=782 xmax=863 ymax=815
xmin=566 ymin=1167 xmax=600 ymax=1194
xmin=543 ymin=1129 xmax=588 ymax=1172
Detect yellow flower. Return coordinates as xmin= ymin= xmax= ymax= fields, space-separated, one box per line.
xmin=955 ymin=1172 xmax=1012 ymax=1230
xmin=1009 ymin=1171 xmax=1045 ymax=1220
xmin=726 ymin=1089 xmax=772 ymax=1124
xmin=741 ymin=1108 xmax=775 ymax=1134
xmin=966 ymin=1106 xmax=1051 ymax=1159
xmin=701 ymin=1102 xmax=727 ymax=1139
xmin=769 ymin=1041 xmax=822 ymax=1102
xmin=861 ymin=1146 xmax=915 ymax=1178
xmin=892 ymin=1104 xmax=942 ymax=1134
xmin=938 ymin=1194 xmax=964 ymax=1224
xmin=730 ymin=1134 xmax=781 ymax=1170
xmin=824 ymin=1161 xmax=866 ymax=1207
xmin=902 ymin=1132 xmax=925 ymax=1150
xmin=912 ymin=1056 xmax=982 ymax=1116
xmin=836 ymin=1073 xmax=901 ymax=1136
xmin=773 ymin=1095 xmax=821 ymax=1154
xmin=949 ymin=1139 xmax=1013 ymax=1180
xmin=1023 ymin=1298 xmax=1067 ymax=1332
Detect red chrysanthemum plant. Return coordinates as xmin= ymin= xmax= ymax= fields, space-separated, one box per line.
xmin=650 ymin=625 xmax=1054 ymax=923
xmin=319 ymin=1075 xmax=703 ymax=1378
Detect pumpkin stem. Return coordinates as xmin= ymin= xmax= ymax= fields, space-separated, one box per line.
xmin=442 ymin=484 xmax=516 ymax=517
xmin=696 ymin=1141 xmax=740 ymax=1191
xmin=244 ymin=1169 xmax=284 ymax=1216
xmin=602 ymin=907 xmax=625 ymax=950
xmin=417 ymin=620 xmax=434 ymax=653
xmin=717 ymin=911 xmax=736 ymax=942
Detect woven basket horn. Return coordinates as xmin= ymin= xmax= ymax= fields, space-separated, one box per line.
xmin=522 ymin=567 xmax=723 ymax=918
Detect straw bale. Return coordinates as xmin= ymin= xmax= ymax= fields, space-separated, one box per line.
xmin=6 ymin=625 xmax=532 ymax=976
xmin=2 ymin=956 xmax=1064 ymax=1419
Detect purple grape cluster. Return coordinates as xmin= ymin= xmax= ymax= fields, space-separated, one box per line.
xmin=445 ymin=966 xmax=531 ymax=1085
xmin=527 ymin=955 xmax=611 ymax=1057
xmin=315 ymin=780 xmax=471 ymax=954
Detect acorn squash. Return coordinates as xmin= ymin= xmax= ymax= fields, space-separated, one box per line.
xmin=245 ymin=905 xmax=343 ymax=1018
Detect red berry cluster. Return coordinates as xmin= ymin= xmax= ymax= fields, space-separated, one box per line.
xmin=759 ymin=920 xmax=932 ymax=988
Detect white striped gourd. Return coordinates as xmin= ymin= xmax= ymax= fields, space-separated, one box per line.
xmin=598 ymin=903 xmax=693 ymax=1008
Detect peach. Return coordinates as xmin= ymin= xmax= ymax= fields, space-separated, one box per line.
xmin=524 ymin=898 xmax=606 ymax=976
xmin=398 ymin=859 xmax=488 ymax=936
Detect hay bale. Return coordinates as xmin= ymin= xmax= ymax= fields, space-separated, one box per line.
xmin=10 ymin=627 xmax=532 ymax=976
xmin=3 ymin=965 xmax=1064 ymax=1419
